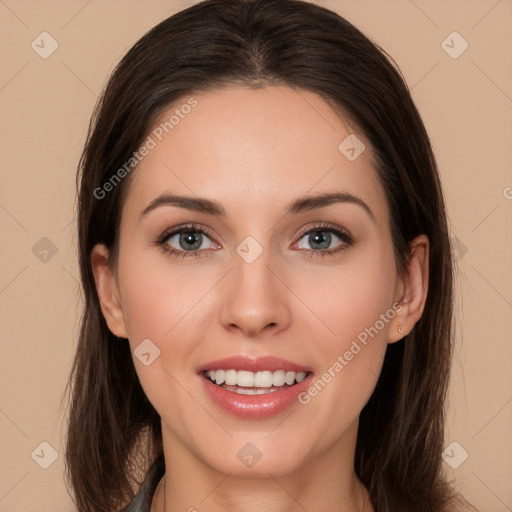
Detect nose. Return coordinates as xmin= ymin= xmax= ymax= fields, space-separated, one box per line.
xmin=219 ymin=247 xmax=291 ymax=338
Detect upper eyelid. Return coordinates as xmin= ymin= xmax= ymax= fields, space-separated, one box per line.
xmin=158 ymin=223 xmax=217 ymax=242
xmin=296 ymin=223 xmax=351 ymax=239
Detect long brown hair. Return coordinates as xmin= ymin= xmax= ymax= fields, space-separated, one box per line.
xmin=64 ymin=0 xmax=459 ymax=510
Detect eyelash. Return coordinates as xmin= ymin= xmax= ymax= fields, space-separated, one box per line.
xmin=155 ymin=222 xmax=354 ymax=259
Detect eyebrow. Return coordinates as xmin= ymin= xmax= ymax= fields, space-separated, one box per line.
xmin=140 ymin=191 xmax=375 ymax=221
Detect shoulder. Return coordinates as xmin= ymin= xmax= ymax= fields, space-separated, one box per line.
xmin=119 ymin=452 xmax=166 ymax=512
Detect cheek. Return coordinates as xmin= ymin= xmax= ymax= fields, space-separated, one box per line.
xmin=115 ymin=249 xmax=212 ymax=416
xmin=116 ymin=243 xmax=212 ymax=342
xmin=118 ymin=269 xmax=172 ymax=342
xmin=115 ymin=247 xmax=221 ymax=404
xmin=291 ymin=244 xmax=397 ymax=347
xmin=289 ymin=246 xmax=396 ymax=429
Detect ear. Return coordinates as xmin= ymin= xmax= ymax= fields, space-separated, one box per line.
xmin=90 ymin=244 xmax=129 ymax=338
xmin=388 ymin=234 xmax=429 ymax=343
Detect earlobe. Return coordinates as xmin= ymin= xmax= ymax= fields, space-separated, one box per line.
xmin=90 ymin=244 xmax=129 ymax=339
xmin=388 ymin=234 xmax=430 ymax=343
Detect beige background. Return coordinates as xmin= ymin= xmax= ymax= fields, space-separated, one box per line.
xmin=0 ymin=0 xmax=511 ymax=511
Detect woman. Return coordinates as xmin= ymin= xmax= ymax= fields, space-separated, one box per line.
xmin=64 ymin=0 xmax=478 ymax=510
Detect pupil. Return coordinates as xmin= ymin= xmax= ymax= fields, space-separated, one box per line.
xmin=180 ymin=232 xmax=202 ymax=250
xmin=310 ymin=231 xmax=331 ymax=250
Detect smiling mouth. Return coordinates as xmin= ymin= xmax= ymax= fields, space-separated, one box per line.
xmin=202 ymin=369 xmax=312 ymax=395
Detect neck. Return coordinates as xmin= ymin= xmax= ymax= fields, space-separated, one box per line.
xmin=151 ymin=421 xmax=374 ymax=512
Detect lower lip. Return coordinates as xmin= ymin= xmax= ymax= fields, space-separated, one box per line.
xmin=199 ymin=373 xmax=314 ymax=419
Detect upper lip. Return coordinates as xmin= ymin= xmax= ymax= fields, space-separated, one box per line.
xmin=198 ymin=355 xmax=313 ymax=374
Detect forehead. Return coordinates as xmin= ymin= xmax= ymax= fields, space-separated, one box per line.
xmin=122 ymin=85 xmax=389 ymax=224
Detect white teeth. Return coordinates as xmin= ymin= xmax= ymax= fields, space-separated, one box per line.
xmin=272 ymin=370 xmax=286 ymax=386
xmin=237 ymin=370 xmax=254 ymax=387
xmin=214 ymin=370 xmax=225 ymax=385
xmin=205 ymin=369 xmax=309 ymax=388
xmin=225 ymin=369 xmax=237 ymax=386
xmin=295 ymin=372 xmax=307 ymax=383
xmin=285 ymin=371 xmax=295 ymax=385
xmin=224 ymin=385 xmax=281 ymax=395
xmin=254 ymin=371 xmax=273 ymax=387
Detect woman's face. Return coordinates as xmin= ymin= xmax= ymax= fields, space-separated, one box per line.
xmin=96 ymin=85 xmax=411 ymax=478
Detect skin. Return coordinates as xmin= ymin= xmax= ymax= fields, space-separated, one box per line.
xmin=92 ymin=85 xmax=429 ymax=512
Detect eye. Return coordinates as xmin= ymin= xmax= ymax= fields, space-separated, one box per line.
xmin=157 ymin=224 xmax=220 ymax=258
xmin=293 ymin=222 xmax=353 ymax=256
xmin=156 ymin=222 xmax=353 ymax=259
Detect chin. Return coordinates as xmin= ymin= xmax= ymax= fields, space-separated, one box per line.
xmin=193 ymin=435 xmax=308 ymax=479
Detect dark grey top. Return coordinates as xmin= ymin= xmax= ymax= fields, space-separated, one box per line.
xmin=120 ymin=452 xmax=165 ymax=512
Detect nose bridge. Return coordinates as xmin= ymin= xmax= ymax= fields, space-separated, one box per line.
xmin=219 ymin=238 xmax=290 ymax=336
